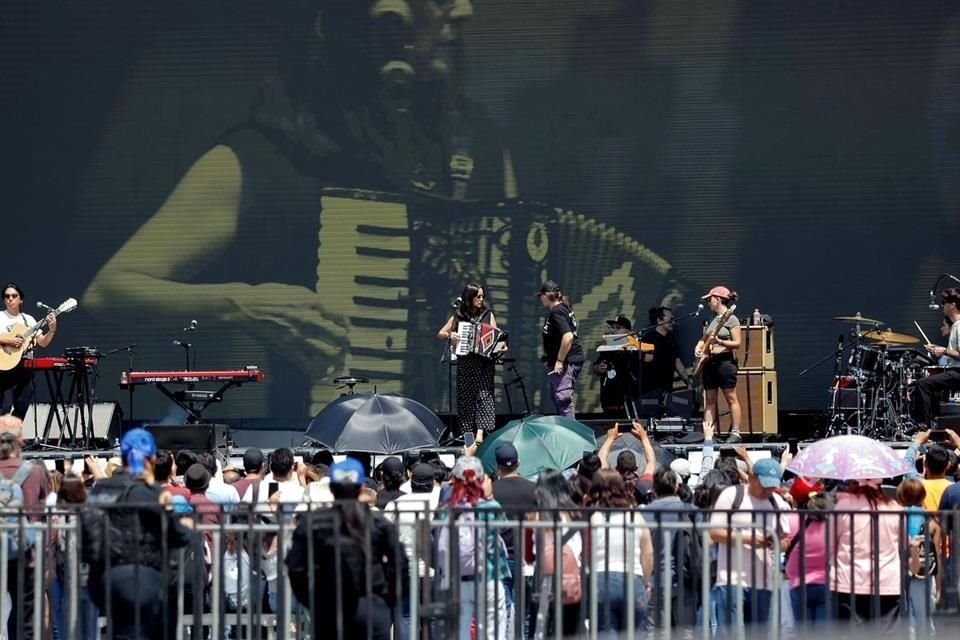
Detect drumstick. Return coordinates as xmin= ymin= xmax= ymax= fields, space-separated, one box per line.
xmin=914 ymin=320 xmax=932 ymax=346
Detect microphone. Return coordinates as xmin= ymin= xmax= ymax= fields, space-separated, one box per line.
xmin=695 ymin=304 xmax=704 ymax=316
xmin=36 ymin=301 xmax=55 ymax=312
xmin=183 ymin=319 xmax=198 ymax=332
xmin=929 ymin=290 xmax=940 ymax=310
xmin=172 ymin=340 xmax=191 ymax=347
xmin=451 ymin=297 xmax=462 ymax=310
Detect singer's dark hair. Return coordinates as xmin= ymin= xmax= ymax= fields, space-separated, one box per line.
xmin=2 ymin=283 xmax=24 ymax=303
xmin=540 ymin=288 xmax=572 ymax=310
xmin=648 ymin=306 xmax=672 ymax=326
xmin=942 ymin=288 xmax=960 ymax=307
xmin=457 ymin=282 xmax=488 ymax=320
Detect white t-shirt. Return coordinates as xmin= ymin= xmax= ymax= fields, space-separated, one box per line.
xmin=709 ymin=485 xmax=791 ymax=590
xmin=590 ymin=511 xmax=650 ymax=576
xmin=946 ymin=321 xmax=960 ymax=367
xmin=385 ymin=491 xmax=441 ymax=577
xmin=1 ymin=310 xmax=39 ymax=357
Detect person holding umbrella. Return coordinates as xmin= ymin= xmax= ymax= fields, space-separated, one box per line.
xmin=538 ymin=280 xmax=584 ymax=418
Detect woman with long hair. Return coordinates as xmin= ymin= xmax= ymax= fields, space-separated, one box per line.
xmin=831 ymin=479 xmax=903 ymax=627
xmin=586 ymin=469 xmax=654 ymax=637
xmin=537 ymin=280 xmax=584 ymax=418
xmin=694 ymin=285 xmax=742 ymax=443
xmin=534 ymin=469 xmax=583 ymax=637
xmin=438 ymin=282 xmax=498 ymax=437
xmin=437 ymin=456 xmax=511 ymax=640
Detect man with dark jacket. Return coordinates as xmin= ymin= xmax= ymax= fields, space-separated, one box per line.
xmin=85 ymin=428 xmax=195 ymax=640
xmin=286 ymin=458 xmax=409 ymax=640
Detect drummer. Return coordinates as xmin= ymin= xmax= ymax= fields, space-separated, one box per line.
xmin=911 ymin=288 xmax=960 ymax=429
xmin=938 ymin=316 xmax=953 ymax=366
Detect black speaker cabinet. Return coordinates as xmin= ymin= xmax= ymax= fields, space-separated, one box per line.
xmin=144 ymin=424 xmax=229 ymax=451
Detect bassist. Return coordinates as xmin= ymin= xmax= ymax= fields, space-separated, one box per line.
xmin=694 ymin=286 xmax=742 ymax=443
xmin=0 ymin=283 xmax=57 ymax=418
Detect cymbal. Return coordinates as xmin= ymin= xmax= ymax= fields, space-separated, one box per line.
xmin=833 ymin=313 xmax=883 ymax=324
xmin=859 ymin=329 xmax=920 ymax=345
xmin=333 ymin=376 xmax=369 ymax=385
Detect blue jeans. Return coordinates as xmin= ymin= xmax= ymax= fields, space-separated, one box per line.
xmin=790 ymin=584 xmax=829 ymax=625
xmin=51 ymin=576 xmax=100 ymax=640
xmin=713 ymin=584 xmax=773 ymax=634
xmin=595 ymin=572 xmax=648 ymax=638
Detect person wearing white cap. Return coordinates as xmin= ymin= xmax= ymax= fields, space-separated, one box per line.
xmin=694 ymin=285 xmax=742 ymax=444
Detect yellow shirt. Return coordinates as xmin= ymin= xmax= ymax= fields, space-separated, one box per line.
xmin=922 ymin=478 xmax=953 ymax=513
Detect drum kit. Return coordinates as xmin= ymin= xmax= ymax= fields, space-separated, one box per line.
xmin=824 ymin=313 xmax=930 ymax=439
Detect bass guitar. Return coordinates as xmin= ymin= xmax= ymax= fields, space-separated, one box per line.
xmin=0 ymin=297 xmax=78 ymax=371
xmin=693 ymin=304 xmax=737 ymax=377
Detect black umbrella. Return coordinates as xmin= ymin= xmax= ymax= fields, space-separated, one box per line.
xmin=596 ymin=433 xmax=676 ymax=470
xmin=304 ymin=392 xmax=445 ymax=454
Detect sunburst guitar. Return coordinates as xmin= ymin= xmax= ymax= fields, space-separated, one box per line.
xmin=693 ymin=304 xmax=737 ymax=378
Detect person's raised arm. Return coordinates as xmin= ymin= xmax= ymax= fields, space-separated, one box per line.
xmin=632 ymin=420 xmax=656 ymax=477
xmin=598 ymin=424 xmax=620 ymax=470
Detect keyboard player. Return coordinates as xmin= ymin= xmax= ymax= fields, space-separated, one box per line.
xmin=593 ymin=315 xmax=639 ymax=417
xmin=436 ymin=283 xmax=498 ymax=437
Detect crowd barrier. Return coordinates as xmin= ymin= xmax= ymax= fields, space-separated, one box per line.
xmin=1 ymin=505 xmax=960 ymax=639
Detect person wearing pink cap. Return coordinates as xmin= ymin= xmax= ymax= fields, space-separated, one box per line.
xmin=694 ymin=285 xmax=742 ymax=443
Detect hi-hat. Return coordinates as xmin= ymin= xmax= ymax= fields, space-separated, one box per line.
xmin=859 ymin=329 xmax=920 ymax=345
xmin=833 ymin=313 xmax=883 ymax=325
xmin=333 ymin=376 xmax=369 ymax=386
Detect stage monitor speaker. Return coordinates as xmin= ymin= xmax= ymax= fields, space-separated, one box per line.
xmin=144 ymin=424 xmax=229 ymax=451
xmin=24 ymin=402 xmax=122 ymax=442
xmin=740 ymin=326 xmax=775 ymax=370
xmin=718 ymin=370 xmax=778 ymax=434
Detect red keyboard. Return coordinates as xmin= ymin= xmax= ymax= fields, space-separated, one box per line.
xmin=24 ymin=357 xmax=97 ymax=370
xmin=120 ymin=368 xmax=265 ymax=386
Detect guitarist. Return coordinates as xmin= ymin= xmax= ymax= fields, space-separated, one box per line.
xmin=0 ymin=283 xmax=57 ymax=418
xmin=694 ymin=286 xmax=742 ymax=443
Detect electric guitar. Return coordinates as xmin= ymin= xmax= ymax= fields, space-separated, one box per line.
xmin=0 ymin=297 xmax=78 ymax=371
xmin=693 ymin=304 xmax=737 ymax=377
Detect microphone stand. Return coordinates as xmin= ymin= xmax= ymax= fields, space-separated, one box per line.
xmin=620 ymin=308 xmax=703 ymax=423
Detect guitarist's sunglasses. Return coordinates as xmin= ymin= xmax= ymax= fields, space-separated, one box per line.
xmin=3 ymin=294 xmax=19 ymax=299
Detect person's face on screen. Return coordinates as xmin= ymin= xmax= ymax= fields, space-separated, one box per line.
xmin=368 ymin=0 xmax=472 ymax=80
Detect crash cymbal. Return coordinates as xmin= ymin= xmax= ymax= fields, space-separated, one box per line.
xmin=833 ymin=313 xmax=883 ymax=324
xmin=859 ymin=329 xmax=920 ymax=345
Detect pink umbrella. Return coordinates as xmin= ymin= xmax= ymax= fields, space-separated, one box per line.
xmin=786 ymin=435 xmax=913 ymax=480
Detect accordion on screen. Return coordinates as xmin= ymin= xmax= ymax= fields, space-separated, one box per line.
xmin=455 ymin=322 xmax=508 ymax=359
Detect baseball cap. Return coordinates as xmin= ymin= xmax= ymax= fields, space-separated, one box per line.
xmin=752 ymin=458 xmax=783 ymax=489
xmin=381 ymin=456 xmax=405 ymax=475
xmin=242 ymin=448 xmax=265 ymax=472
xmin=537 ymin=280 xmax=561 ymax=297
xmin=670 ymin=458 xmax=692 ymax=479
xmin=495 ymin=443 xmax=520 ymax=469
xmin=330 ymin=458 xmax=366 ymax=485
xmin=121 ymin=428 xmax=157 ymax=478
xmin=606 ymin=315 xmax=632 ymax=330
xmin=411 ymin=462 xmax=436 ymax=484
xmin=701 ymin=285 xmax=732 ymax=300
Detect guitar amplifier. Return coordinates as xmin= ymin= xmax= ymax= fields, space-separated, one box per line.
xmin=718 ymin=370 xmax=778 ymax=434
xmin=740 ymin=326 xmax=775 ymax=370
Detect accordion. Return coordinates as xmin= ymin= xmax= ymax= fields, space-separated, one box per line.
xmin=455 ymin=322 xmax=508 ymax=359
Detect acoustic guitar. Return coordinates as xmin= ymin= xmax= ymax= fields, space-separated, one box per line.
xmin=0 ymin=297 xmax=77 ymax=371
xmin=693 ymin=304 xmax=737 ymax=377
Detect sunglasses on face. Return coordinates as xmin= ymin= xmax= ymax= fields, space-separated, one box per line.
xmin=3 ymin=294 xmax=18 ymax=299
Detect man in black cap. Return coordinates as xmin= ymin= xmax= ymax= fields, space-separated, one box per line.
xmin=232 ymin=447 xmax=265 ymax=502
xmin=593 ymin=314 xmax=640 ymax=417
xmin=537 ymin=280 xmax=584 ymax=418
xmin=491 ymin=443 xmax=536 ymax=634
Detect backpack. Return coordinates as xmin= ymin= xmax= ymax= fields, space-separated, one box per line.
xmin=78 ymin=481 xmax=137 ymax=569
xmin=673 ymin=511 xmax=704 ymax=592
xmin=541 ymin=528 xmax=582 ymax=605
xmin=0 ymin=461 xmax=36 ymax=556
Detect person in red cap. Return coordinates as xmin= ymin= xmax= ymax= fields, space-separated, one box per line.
xmin=694 ymin=285 xmax=742 ymax=443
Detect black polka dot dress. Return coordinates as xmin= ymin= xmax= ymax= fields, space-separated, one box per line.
xmin=457 ymin=352 xmax=496 ymax=435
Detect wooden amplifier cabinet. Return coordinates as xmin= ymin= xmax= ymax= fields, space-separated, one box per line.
xmin=717 ymin=370 xmax=778 ymax=434
xmin=740 ymin=325 xmax=775 ymax=370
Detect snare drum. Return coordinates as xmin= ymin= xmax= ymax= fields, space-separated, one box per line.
xmin=849 ymin=346 xmax=885 ymax=380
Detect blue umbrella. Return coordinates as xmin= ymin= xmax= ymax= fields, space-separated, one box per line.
xmin=304 ymin=392 xmax=445 ymax=454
